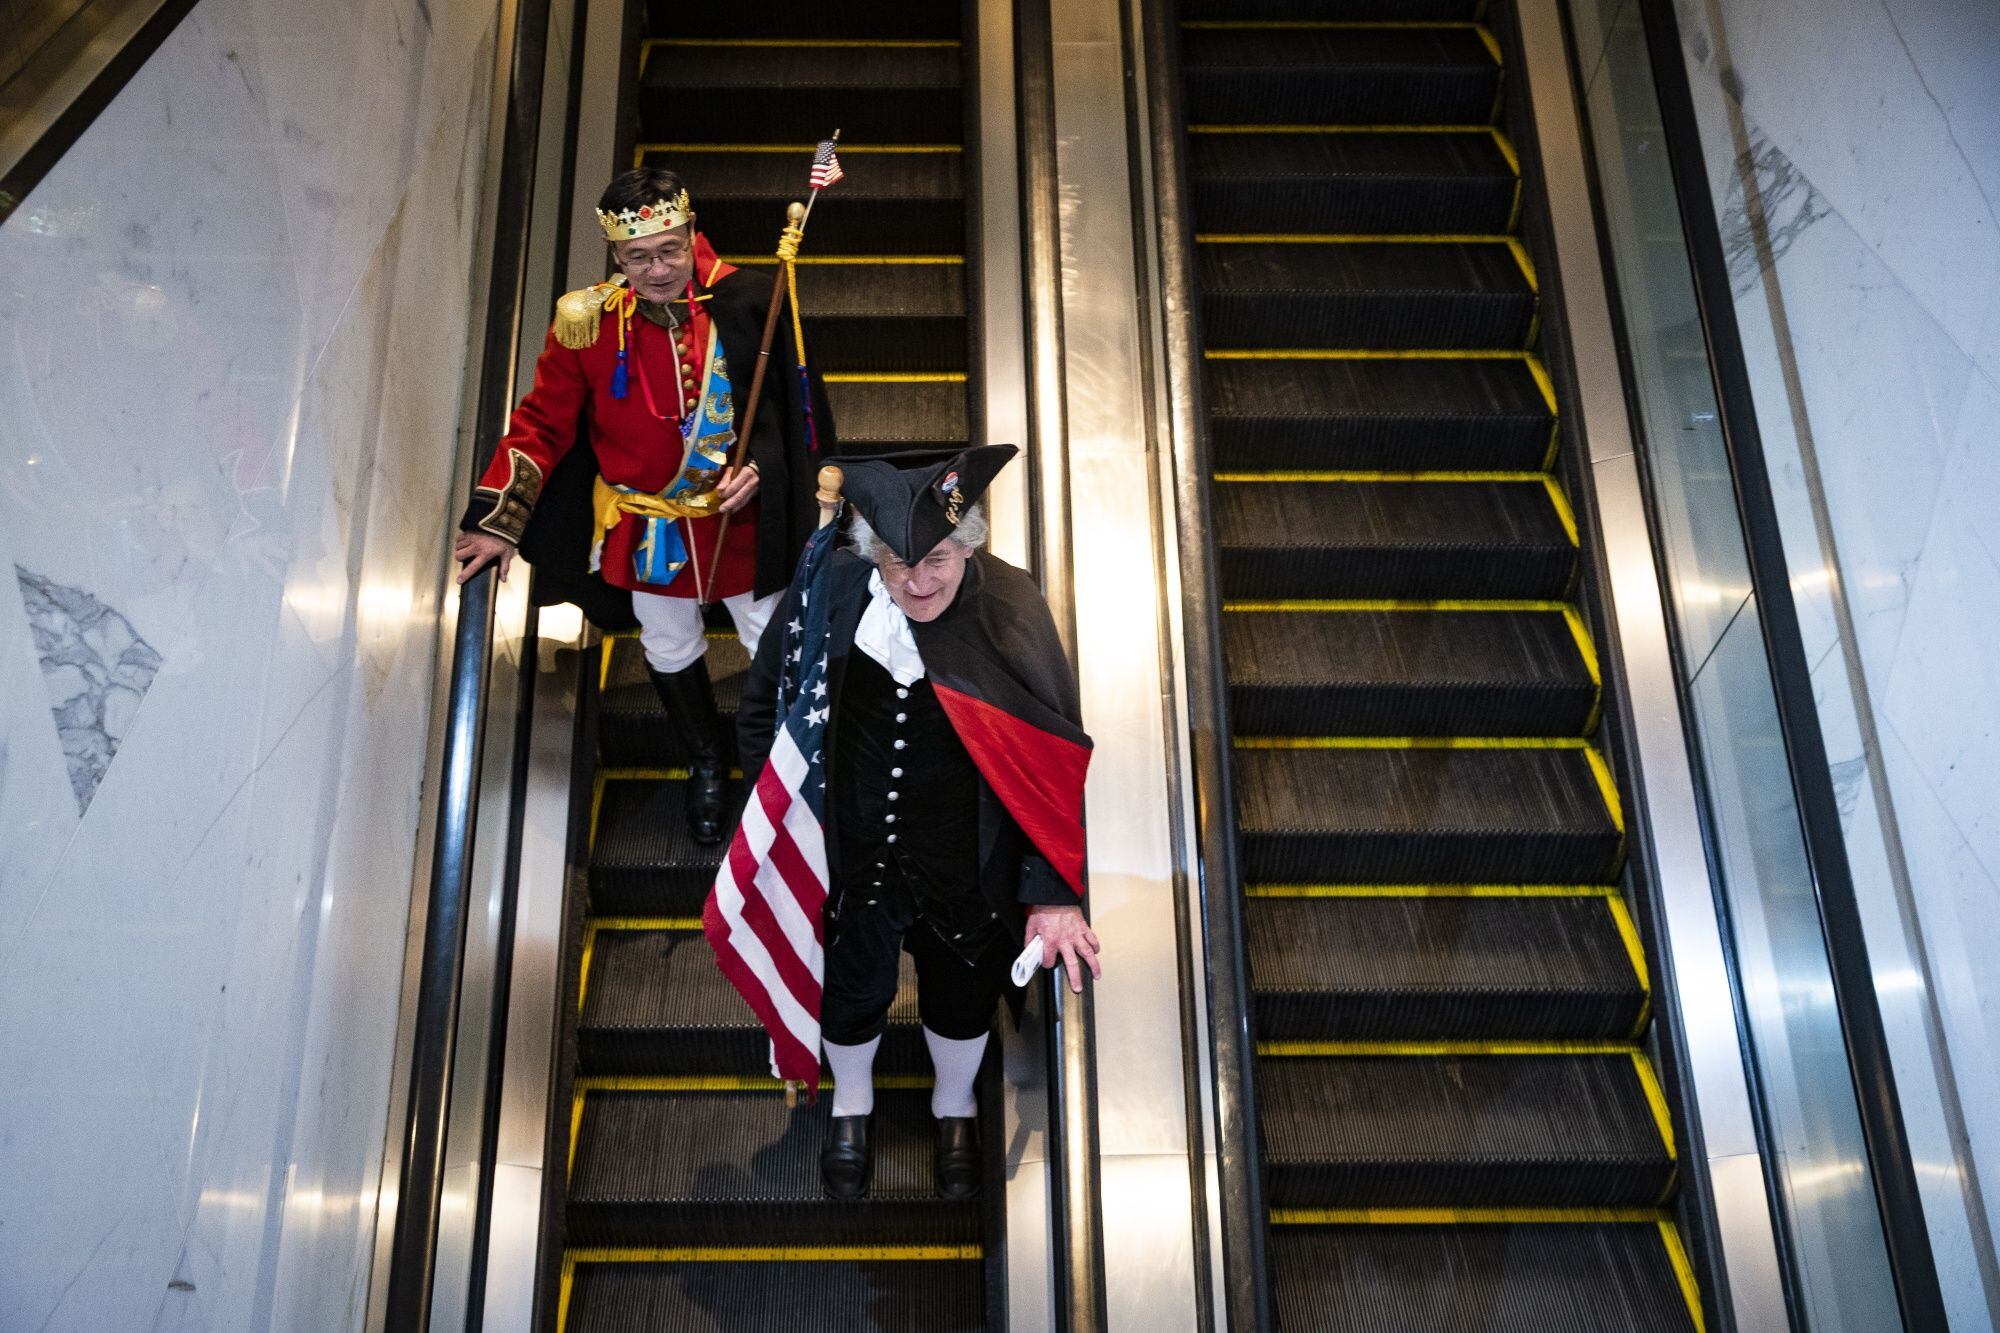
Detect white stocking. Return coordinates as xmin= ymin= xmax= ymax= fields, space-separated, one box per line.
xmin=823 ymin=1036 xmax=881 ymax=1118
xmin=924 ymin=1028 xmax=989 ymax=1120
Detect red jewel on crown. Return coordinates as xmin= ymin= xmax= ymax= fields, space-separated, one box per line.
xmin=638 ymin=205 xmax=652 ymax=219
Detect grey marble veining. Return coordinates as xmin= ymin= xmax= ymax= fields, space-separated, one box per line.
xmin=1721 ymin=130 xmax=1830 ymax=297
xmin=14 ymin=566 xmax=162 ymax=814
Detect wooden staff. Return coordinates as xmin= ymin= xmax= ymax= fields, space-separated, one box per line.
xmin=698 ymin=200 xmax=806 ymax=605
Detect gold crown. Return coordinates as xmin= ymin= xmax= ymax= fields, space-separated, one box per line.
xmin=596 ymin=188 xmax=693 ymax=242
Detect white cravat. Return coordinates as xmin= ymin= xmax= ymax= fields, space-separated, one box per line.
xmin=854 ymin=569 xmax=927 ymax=686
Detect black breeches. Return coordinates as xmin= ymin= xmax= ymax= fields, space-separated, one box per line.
xmin=819 ymin=894 xmax=1015 ymax=1045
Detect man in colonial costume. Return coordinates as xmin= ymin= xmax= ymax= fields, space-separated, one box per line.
xmin=455 ymin=167 xmax=830 ymax=844
xmin=735 ymin=445 xmax=1102 ymax=1201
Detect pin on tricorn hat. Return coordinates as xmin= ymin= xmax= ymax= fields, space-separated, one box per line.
xmin=839 ymin=444 xmax=1017 ymax=563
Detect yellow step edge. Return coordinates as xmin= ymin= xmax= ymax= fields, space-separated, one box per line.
xmin=822 ymin=371 xmax=967 ymax=383
xmin=558 ymin=1254 xmax=575 ymax=1333
xmin=1211 ymin=469 xmax=1549 ymax=483
xmin=1604 ymin=889 xmax=1651 ymax=995
xmin=1543 ymin=476 xmax=1581 ymax=545
xmin=590 ymin=915 xmax=705 ymax=931
xmin=1561 ymin=605 xmax=1603 ymax=688
xmin=1245 ymin=883 xmax=1619 ymax=899
xmin=1632 ymin=1052 xmax=1678 ymax=1160
xmin=1188 ymin=122 xmax=1496 ymax=135
xmin=598 ymin=766 xmax=699 ymax=780
xmin=1490 ymin=127 xmax=1522 ymax=174
xmin=1660 ymin=1220 xmax=1710 ymax=1332
xmin=1224 ymin=597 xmax=1572 ymax=612
xmin=633 ymin=142 xmax=963 ymax=155
xmin=1206 ymin=347 xmax=1557 ymax=413
xmin=576 ymin=1074 xmax=934 ymax=1092
xmin=1180 ymin=20 xmax=1504 ymax=64
xmin=567 ymin=1244 xmax=984 ymax=1263
xmin=1235 ymin=735 xmax=1589 ymax=750
xmin=1272 ymin=1206 xmax=1670 ymax=1225
xmin=1585 ymin=746 xmax=1627 ymax=832
xmin=724 ymin=254 xmax=965 ymax=265
xmin=1258 ymin=1040 xmax=1643 ymax=1057
xmin=643 ymin=36 xmax=960 ymax=48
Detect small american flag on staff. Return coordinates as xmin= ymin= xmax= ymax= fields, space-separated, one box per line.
xmin=809 ymin=136 xmax=845 ymax=191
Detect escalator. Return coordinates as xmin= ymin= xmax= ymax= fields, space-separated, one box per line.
xmin=1171 ymin=3 xmax=1708 ymax=1326
xmin=553 ymin=3 xmax=994 ymax=1327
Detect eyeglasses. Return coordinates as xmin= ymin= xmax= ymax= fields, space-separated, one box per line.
xmin=619 ymin=247 xmax=690 ymax=273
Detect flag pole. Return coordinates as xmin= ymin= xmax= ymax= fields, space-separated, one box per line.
xmin=698 ymin=131 xmax=839 ymax=605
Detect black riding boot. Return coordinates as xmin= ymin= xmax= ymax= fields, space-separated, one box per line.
xmin=648 ymin=661 xmax=729 ymax=845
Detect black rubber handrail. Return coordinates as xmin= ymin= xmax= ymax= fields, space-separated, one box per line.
xmin=1631 ymin=4 xmax=1949 ymax=1327
xmin=1135 ymin=2 xmax=1273 ymax=1329
xmin=380 ymin=0 xmax=556 ymax=1325
xmin=0 ymin=0 xmax=199 ymax=223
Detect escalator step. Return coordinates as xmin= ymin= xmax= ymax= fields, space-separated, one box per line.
xmin=1203 ymin=357 xmax=1553 ymax=471
xmin=646 ymin=0 xmax=962 ymax=40
xmin=568 ymin=1087 xmax=979 ymax=1247
xmin=1267 ymin=1223 xmax=1698 ymax=1332
xmin=1258 ymin=1054 xmax=1674 ymax=1208
xmin=651 ymin=148 xmax=965 ymax=257
xmin=1181 ymin=29 xmax=1500 ymax=126
xmin=1233 ymin=746 xmax=1622 ymax=883
xmin=638 ymin=44 xmax=962 ymax=145
xmin=1246 ymin=896 xmax=1645 ymax=1041
xmin=580 ymin=930 xmax=929 ymax=1077
xmin=1187 ymin=129 xmax=1516 ymax=235
xmin=599 ymin=639 xmax=749 ymax=769
xmin=1224 ymin=608 xmax=1594 ymax=737
xmin=1214 ymin=480 xmax=1576 ymax=600
xmin=1198 ymin=241 xmax=1535 ymax=350
xmin=826 ymin=380 xmax=970 ymax=448
xmin=564 ymin=1258 xmax=986 ymax=1333
xmin=1184 ymin=0 xmax=1481 ymax=17
xmin=591 ymin=777 xmax=724 ymax=916
xmin=731 ymin=260 xmax=968 ymax=373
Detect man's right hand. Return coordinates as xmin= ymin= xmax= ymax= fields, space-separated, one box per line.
xmin=454 ymin=532 xmax=516 ymax=584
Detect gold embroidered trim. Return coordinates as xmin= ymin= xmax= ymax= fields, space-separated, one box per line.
xmin=475 ymin=447 xmax=544 ymax=542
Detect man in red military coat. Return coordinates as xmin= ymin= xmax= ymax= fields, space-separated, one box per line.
xmin=455 ymin=167 xmax=830 ymax=843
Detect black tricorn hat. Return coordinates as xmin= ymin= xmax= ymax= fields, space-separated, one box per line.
xmin=840 ymin=444 xmax=1018 ymax=563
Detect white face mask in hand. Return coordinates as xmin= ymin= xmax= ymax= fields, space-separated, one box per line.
xmin=1011 ymin=935 xmax=1045 ymax=987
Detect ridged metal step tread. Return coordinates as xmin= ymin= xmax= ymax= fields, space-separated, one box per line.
xmin=1267 ymin=1223 xmax=1698 ymax=1332
xmin=1233 ymin=746 xmax=1622 ymax=884
xmin=646 ymin=0 xmax=962 ymax=39
xmin=568 ymin=1088 xmax=978 ymax=1246
xmin=826 ymin=381 xmax=970 ymax=447
xmin=642 ymin=43 xmax=962 ymax=92
xmin=1187 ymin=130 xmax=1517 ymax=234
xmin=670 ymin=149 xmax=964 ymax=203
xmin=1181 ymin=29 xmax=1499 ymax=128
xmin=1247 ymin=896 xmax=1644 ymax=1041
xmin=564 ymin=1258 xmax=986 ymax=1333
xmin=724 ymin=262 xmax=967 ymax=319
xmin=1197 ymin=242 xmax=1527 ymax=298
xmin=1258 ymin=1054 xmax=1673 ymax=1208
xmin=1215 ymin=480 xmax=1576 ymax=601
xmin=1182 ymin=27 xmax=1497 ymax=72
xmin=1183 ymin=0 xmax=1481 ymax=17
xmin=1203 ymin=358 xmax=1552 ymax=472
xmin=1224 ymin=608 xmax=1592 ymax=737
xmin=580 ymin=930 xmax=927 ymax=1076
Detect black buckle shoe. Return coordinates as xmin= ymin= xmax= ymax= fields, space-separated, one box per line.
xmin=822 ymin=1115 xmax=872 ymax=1200
xmin=934 ymin=1116 xmax=980 ymax=1200
xmin=686 ymin=761 xmax=727 ymax=845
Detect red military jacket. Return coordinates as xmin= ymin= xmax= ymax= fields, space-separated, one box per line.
xmin=469 ymin=235 xmax=757 ymax=600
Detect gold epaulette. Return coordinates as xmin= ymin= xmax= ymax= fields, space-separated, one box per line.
xmin=552 ymin=279 xmax=624 ymax=350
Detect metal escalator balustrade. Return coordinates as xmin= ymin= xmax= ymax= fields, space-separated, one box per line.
xmin=1174 ymin=2 xmax=1707 ymax=1325
xmin=555 ymin=3 xmax=993 ymax=1326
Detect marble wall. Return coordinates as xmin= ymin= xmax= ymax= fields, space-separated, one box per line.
xmin=1663 ymin=0 xmax=2000 ymax=1323
xmin=0 ymin=0 xmax=501 ymax=1326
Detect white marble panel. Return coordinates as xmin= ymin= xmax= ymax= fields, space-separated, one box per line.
xmin=1678 ymin=0 xmax=2000 ymax=382
xmin=0 ymin=0 xmax=500 ymax=1326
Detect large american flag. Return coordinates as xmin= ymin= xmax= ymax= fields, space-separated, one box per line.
xmin=702 ymin=519 xmax=839 ymax=1090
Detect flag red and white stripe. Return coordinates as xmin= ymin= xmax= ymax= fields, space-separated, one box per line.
xmin=809 ymin=138 xmax=845 ymax=192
